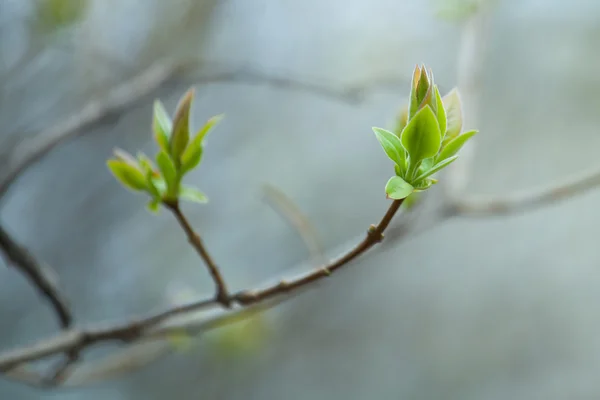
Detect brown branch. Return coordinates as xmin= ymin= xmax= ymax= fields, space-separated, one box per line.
xmin=0 ymin=199 xmax=404 ymax=374
xmin=0 ymin=298 xmax=218 ymax=372
xmin=0 ymin=225 xmax=72 ymax=328
xmin=165 ymin=202 xmax=231 ymax=306
xmin=232 ymin=199 xmax=403 ymax=304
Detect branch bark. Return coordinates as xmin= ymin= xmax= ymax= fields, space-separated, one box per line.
xmin=0 ymin=225 xmax=72 ymax=328
xmin=0 ymin=199 xmax=404 ymax=373
xmin=166 ymin=202 xmax=231 ymax=306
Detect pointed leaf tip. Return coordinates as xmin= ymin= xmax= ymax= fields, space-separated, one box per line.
xmin=107 ymin=159 xmax=148 ymax=192
xmin=170 ymin=88 xmax=196 ymax=164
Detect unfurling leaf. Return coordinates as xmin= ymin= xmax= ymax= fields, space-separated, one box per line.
xmin=156 ymin=151 xmax=178 ymax=197
xmin=385 ymin=176 xmax=414 ymax=199
xmin=436 ymin=130 xmax=478 ymax=163
xmin=153 ymin=100 xmax=172 ymax=152
xmin=372 ymin=127 xmax=406 ymax=168
xmin=409 ymin=65 xmax=424 ymax=119
xmin=137 ymin=152 xmax=160 ymax=197
xmin=180 ymin=114 xmax=223 ymax=175
xmin=401 ymin=105 xmax=441 ymax=166
xmin=434 ymin=86 xmax=446 ymax=137
xmin=146 ymin=198 xmax=162 ymax=214
xmin=413 ymin=178 xmax=437 ymax=191
xmin=112 ymin=148 xmax=138 ymax=167
xmin=419 ymin=157 xmax=434 ymax=173
xmin=170 ymin=88 xmax=196 ymax=165
xmin=442 ymin=88 xmax=463 ymax=141
xmin=179 ymin=185 xmax=208 ymax=203
xmin=107 ymin=160 xmax=148 ymax=192
xmin=194 ymin=114 xmax=223 ymax=147
xmin=415 ymin=155 xmax=459 ymax=182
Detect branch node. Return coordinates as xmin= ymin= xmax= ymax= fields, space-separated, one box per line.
xmin=367 ymin=224 xmax=384 ymax=243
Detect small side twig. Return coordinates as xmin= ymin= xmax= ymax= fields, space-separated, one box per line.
xmin=233 ymin=199 xmax=403 ymax=304
xmin=165 ymin=202 xmax=231 ymax=307
xmin=0 ymin=224 xmax=72 ymax=329
xmin=262 ymin=184 xmax=326 ymax=267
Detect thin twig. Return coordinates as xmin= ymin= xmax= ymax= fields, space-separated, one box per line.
xmin=0 ymin=199 xmax=404 ymax=373
xmin=190 ymin=66 xmax=410 ymax=105
xmin=0 ymin=60 xmax=184 ymax=200
xmin=448 ymin=164 xmax=600 ymax=217
xmin=232 ymin=199 xmax=403 ymax=304
xmin=262 ymin=184 xmax=326 ymax=267
xmin=0 ymin=225 xmax=72 ymax=328
xmin=165 ymin=202 xmax=231 ymax=306
xmin=0 ymin=298 xmax=218 ymax=372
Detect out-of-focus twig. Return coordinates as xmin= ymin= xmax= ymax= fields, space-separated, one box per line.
xmin=0 ymin=60 xmax=184 ymax=200
xmin=0 ymin=225 xmax=72 ymax=329
xmin=0 ymin=199 xmax=405 ymax=376
xmin=449 ymin=164 xmax=600 ymax=217
xmin=192 ymin=66 xmax=408 ymax=105
xmin=262 ymin=184 xmax=326 ymax=267
xmin=443 ymin=4 xmax=491 ymax=197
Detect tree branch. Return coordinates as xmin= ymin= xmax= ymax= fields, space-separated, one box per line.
xmin=0 ymin=225 xmax=72 ymax=329
xmin=0 ymin=60 xmax=184 ymax=200
xmin=233 ymin=199 xmax=403 ymax=304
xmin=448 ymin=165 xmax=600 ymax=217
xmin=0 ymin=199 xmax=404 ymax=374
xmin=165 ymin=202 xmax=231 ymax=306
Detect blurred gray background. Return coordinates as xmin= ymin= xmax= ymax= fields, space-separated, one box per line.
xmin=1 ymin=0 xmax=600 ymax=398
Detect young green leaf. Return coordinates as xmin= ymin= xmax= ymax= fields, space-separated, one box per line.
xmin=146 ymin=198 xmax=162 ymax=214
xmin=434 ymin=86 xmax=446 ymax=138
xmin=170 ymin=88 xmax=195 ymax=165
xmin=385 ymin=176 xmax=414 ymax=200
xmin=180 ymin=114 xmax=223 ymax=175
xmin=415 ymin=155 xmax=459 ymax=182
xmin=436 ymin=130 xmax=478 ymax=163
xmin=416 ymin=67 xmax=430 ymax=106
xmin=442 ymin=88 xmax=463 ymax=141
xmin=151 ymin=177 xmax=167 ymax=194
xmin=400 ymin=105 xmax=442 ymax=166
xmin=181 ymin=145 xmax=203 ymax=176
xmin=107 ymin=160 xmax=148 ymax=192
xmin=409 ymin=65 xmax=422 ymax=119
xmin=179 ymin=185 xmax=208 ymax=204
xmin=153 ymin=100 xmax=172 ymax=152
xmin=372 ymin=127 xmax=406 ymax=168
xmin=413 ymin=178 xmax=436 ymax=191
xmin=419 ymin=157 xmax=434 ymax=173
xmin=195 ymin=114 xmax=223 ymax=146
xmin=137 ymin=153 xmax=161 ymax=198
xmin=156 ymin=151 xmax=178 ymax=196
